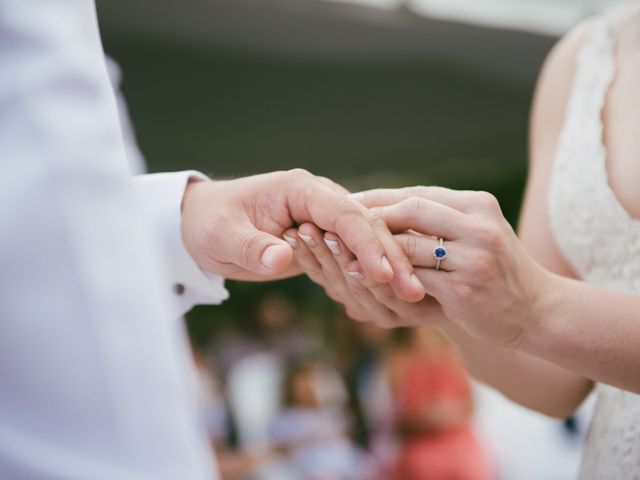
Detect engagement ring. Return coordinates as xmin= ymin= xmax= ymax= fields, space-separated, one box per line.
xmin=433 ymin=238 xmax=447 ymax=270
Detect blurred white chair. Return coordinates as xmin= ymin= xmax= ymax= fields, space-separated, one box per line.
xmin=227 ymin=352 xmax=299 ymax=480
xmin=472 ymin=381 xmax=596 ymax=480
xmin=227 ymin=352 xmax=283 ymax=448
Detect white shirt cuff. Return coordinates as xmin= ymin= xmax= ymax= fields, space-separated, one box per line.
xmin=132 ymin=171 xmax=229 ymax=317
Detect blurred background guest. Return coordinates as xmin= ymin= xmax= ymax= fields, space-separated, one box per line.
xmin=193 ymin=352 xmax=274 ymax=480
xmin=386 ymin=328 xmax=493 ymax=480
xmin=270 ymin=360 xmax=375 ymax=480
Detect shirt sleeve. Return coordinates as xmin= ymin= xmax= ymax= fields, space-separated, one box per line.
xmin=132 ymin=171 xmax=229 ymax=316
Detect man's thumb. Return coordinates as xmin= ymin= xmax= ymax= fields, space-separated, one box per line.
xmin=226 ymin=224 xmax=293 ymax=276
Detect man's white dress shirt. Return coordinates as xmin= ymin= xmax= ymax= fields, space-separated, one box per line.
xmin=0 ymin=0 xmax=229 ymax=478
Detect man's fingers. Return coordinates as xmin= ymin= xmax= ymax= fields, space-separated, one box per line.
xmin=328 ymin=198 xmax=396 ymax=284
xmin=322 ymin=231 xmax=376 ymax=303
xmin=297 ymin=224 xmax=348 ymax=290
xmin=298 ymin=227 xmax=398 ymax=325
xmin=376 ymin=197 xmax=469 ymax=240
xmin=293 ymin=225 xmax=374 ymax=321
xmin=373 ymin=222 xmax=426 ymax=302
xmin=286 ymin=172 xmax=398 ymax=285
xmin=322 ymin=220 xmax=424 ymax=304
xmin=316 ymin=176 xmax=351 ymax=196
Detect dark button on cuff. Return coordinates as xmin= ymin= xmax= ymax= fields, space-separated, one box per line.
xmin=173 ymin=283 xmax=186 ymax=295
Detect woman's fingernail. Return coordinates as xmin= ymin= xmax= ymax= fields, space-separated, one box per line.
xmin=283 ymin=234 xmax=299 ymax=248
xmin=347 ymin=270 xmax=364 ymax=280
xmin=298 ymin=233 xmax=316 ymax=247
xmin=324 ymin=238 xmax=341 ymax=255
xmin=381 ymin=256 xmax=393 ymax=276
xmin=411 ymin=274 xmax=423 ymax=290
xmin=261 ymin=245 xmax=280 ymax=269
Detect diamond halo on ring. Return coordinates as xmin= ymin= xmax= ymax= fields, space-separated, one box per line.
xmin=433 ymin=238 xmax=447 ymax=270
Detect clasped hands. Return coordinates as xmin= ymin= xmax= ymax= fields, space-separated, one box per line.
xmin=182 ymin=169 xmax=555 ymax=348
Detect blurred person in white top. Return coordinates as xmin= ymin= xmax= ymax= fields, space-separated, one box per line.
xmin=0 ymin=1 xmax=426 ymax=479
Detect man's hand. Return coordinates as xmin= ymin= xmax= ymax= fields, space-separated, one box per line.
xmin=180 ymin=170 xmax=425 ymax=302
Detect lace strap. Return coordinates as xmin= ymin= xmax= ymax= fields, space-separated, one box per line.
xmin=555 ymin=14 xmax=615 ymax=180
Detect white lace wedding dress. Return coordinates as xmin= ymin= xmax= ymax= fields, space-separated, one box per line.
xmin=548 ymin=12 xmax=640 ymax=480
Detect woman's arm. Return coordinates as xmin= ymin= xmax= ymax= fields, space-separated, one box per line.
xmin=443 ymin=323 xmax=593 ymax=418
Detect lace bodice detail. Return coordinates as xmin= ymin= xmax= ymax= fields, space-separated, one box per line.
xmin=549 ymin=16 xmax=640 ymax=294
xmin=548 ymin=14 xmax=640 ymax=480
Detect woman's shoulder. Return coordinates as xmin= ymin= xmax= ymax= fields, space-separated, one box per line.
xmin=534 ymin=17 xmax=594 ymax=110
xmin=528 ymin=16 xmax=596 ymax=170
xmin=534 ymin=3 xmax=639 ymax=125
xmin=609 ymin=2 xmax=640 ymax=53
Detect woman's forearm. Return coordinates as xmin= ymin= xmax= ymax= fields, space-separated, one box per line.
xmin=520 ymin=274 xmax=640 ymax=394
xmin=443 ymin=322 xmax=593 ymax=418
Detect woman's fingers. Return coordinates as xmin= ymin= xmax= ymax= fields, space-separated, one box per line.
xmin=295 ymin=224 xmax=398 ymax=324
xmin=352 ymin=186 xmax=503 ymax=217
xmin=290 ymin=224 xmax=368 ymax=320
xmin=317 ymin=229 xmax=399 ymax=324
xmin=345 ymin=260 xmax=446 ymax=328
xmin=376 ymin=197 xmax=469 ymax=240
xmin=351 ymin=186 xmax=474 ymax=212
xmin=284 ymin=228 xmax=320 ymax=278
xmin=413 ymin=267 xmax=455 ymax=304
xmin=394 ymin=233 xmax=460 ymax=271
xmin=369 ymin=218 xmax=427 ymax=303
xmin=320 ymin=228 xmax=394 ymax=312
xmin=298 ymin=223 xmax=357 ymax=309
xmin=300 ymin=226 xmax=449 ymax=330
xmin=321 ymin=232 xmax=393 ymax=321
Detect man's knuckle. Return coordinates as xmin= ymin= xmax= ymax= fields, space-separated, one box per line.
xmin=237 ymin=232 xmax=260 ymax=266
xmin=334 ymin=201 xmax=368 ymax=240
xmin=336 ymin=197 xmax=362 ymax=217
xmin=366 ymin=209 xmax=385 ymax=226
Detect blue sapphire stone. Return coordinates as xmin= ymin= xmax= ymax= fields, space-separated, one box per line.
xmin=434 ymin=247 xmax=447 ymax=259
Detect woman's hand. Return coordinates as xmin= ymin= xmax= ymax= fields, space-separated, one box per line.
xmin=349 ymin=187 xmax=556 ymax=346
xmin=284 ymin=223 xmax=446 ymax=329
